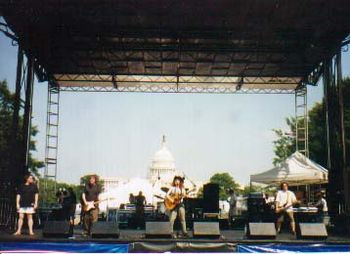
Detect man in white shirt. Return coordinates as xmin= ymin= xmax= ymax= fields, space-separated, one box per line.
xmin=315 ymin=192 xmax=328 ymax=224
xmin=275 ymin=182 xmax=298 ymax=234
xmin=228 ymin=189 xmax=237 ymax=227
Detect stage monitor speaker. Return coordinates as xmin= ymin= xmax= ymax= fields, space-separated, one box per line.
xmin=145 ymin=221 xmax=172 ymax=238
xmin=203 ymin=183 xmax=219 ymax=213
xmin=247 ymin=223 xmax=276 ymax=239
xmin=193 ymin=222 xmax=221 ymax=238
xmin=43 ymin=221 xmax=72 ymax=238
xmin=297 ymin=223 xmax=328 ymax=240
xmin=91 ymin=222 xmax=120 ymax=238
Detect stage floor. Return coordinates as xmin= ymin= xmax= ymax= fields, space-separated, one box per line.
xmin=1 ymin=228 xmax=350 ymax=253
xmin=1 ymin=228 xmax=349 ymax=244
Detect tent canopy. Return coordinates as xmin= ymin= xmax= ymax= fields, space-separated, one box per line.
xmin=250 ymin=152 xmax=328 ymax=186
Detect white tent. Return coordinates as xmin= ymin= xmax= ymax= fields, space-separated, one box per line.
xmin=250 ymin=151 xmax=328 ymax=186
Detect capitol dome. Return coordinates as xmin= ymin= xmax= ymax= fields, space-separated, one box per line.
xmin=149 ymin=135 xmax=177 ymax=184
xmin=151 ymin=136 xmax=176 ymax=170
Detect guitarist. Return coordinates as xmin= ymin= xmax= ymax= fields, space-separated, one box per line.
xmin=81 ymin=175 xmax=101 ymax=236
xmin=275 ymin=182 xmax=298 ymax=234
xmin=166 ymin=176 xmax=188 ymax=238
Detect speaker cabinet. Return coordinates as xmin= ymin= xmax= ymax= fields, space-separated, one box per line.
xmin=247 ymin=223 xmax=276 ymax=239
xmin=193 ymin=222 xmax=221 ymax=238
xmin=91 ymin=222 xmax=119 ymax=238
xmin=43 ymin=221 xmax=72 ymax=238
xmin=145 ymin=221 xmax=172 ymax=238
xmin=203 ymin=183 xmax=219 ymax=213
xmin=247 ymin=193 xmax=265 ymax=222
xmin=297 ymin=223 xmax=328 ymax=240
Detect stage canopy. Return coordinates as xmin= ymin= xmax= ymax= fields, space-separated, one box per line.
xmin=1 ymin=0 xmax=350 ymax=93
xmin=250 ymin=151 xmax=328 ymax=186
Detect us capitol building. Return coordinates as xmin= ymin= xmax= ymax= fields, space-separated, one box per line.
xmin=148 ymin=135 xmax=182 ymax=185
xmin=100 ymin=135 xmax=198 ymax=209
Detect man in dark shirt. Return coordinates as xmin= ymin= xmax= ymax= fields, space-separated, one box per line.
xmin=81 ymin=175 xmax=101 ymax=235
xmin=62 ymin=188 xmax=77 ymax=224
xmin=14 ymin=174 xmax=39 ymax=236
xmin=135 ymin=191 xmax=146 ymax=229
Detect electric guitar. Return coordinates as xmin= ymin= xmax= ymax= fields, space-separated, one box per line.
xmin=275 ymin=201 xmax=299 ymax=213
xmin=83 ymin=198 xmax=115 ymax=212
xmin=164 ymin=188 xmax=196 ymax=210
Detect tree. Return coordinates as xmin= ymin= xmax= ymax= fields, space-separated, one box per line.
xmin=272 ymin=128 xmax=295 ymax=166
xmin=307 ymin=102 xmax=328 ymax=167
xmin=209 ymin=172 xmax=240 ymax=200
xmin=38 ymin=178 xmax=82 ymax=205
xmin=272 ymin=78 xmax=350 ymax=168
xmin=0 ymin=80 xmax=15 ymax=177
xmin=0 ymin=80 xmax=44 ymax=177
xmin=241 ymin=185 xmax=277 ymax=196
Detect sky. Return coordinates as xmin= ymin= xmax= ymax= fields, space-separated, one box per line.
xmin=1 ymin=30 xmax=350 ymax=186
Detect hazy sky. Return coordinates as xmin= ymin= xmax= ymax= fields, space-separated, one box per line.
xmin=1 ymin=31 xmax=349 ymax=186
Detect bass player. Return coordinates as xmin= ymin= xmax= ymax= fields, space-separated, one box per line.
xmin=166 ymin=176 xmax=188 ymax=238
xmin=275 ymin=182 xmax=299 ymax=234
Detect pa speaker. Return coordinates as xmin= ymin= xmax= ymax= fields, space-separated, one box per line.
xmin=43 ymin=221 xmax=72 ymax=238
xmin=145 ymin=221 xmax=172 ymax=238
xmin=247 ymin=223 xmax=276 ymax=239
xmin=193 ymin=222 xmax=220 ymax=238
xmin=297 ymin=223 xmax=328 ymax=240
xmin=91 ymin=222 xmax=119 ymax=238
xmin=203 ymin=183 xmax=219 ymax=213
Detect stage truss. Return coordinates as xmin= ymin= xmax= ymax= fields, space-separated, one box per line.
xmin=54 ymin=74 xmax=302 ymax=94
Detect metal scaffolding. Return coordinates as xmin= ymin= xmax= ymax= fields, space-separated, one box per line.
xmin=295 ymin=85 xmax=309 ymax=157
xmin=54 ymin=74 xmax=299 ymax=94
xmin=43 ymin=82 xmax=60 ymax=198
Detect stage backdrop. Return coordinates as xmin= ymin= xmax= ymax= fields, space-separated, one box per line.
xmin=0 ymin=242 xmax=128 ymax=253
xmin=237 ymin=244 xmax=350 ymax=253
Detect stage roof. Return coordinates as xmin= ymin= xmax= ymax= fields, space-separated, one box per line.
xmin=1 ymin=0 xmax=350 ymax=93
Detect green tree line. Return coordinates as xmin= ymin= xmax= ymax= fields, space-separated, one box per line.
xmin=273 ymin=78 xmax=350 ymax=166
xmin=0 ymin=79 xmax=44 ymax=177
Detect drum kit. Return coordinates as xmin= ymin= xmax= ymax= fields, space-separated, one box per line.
xmin=153 ymin=187 xmax=169 ymax=215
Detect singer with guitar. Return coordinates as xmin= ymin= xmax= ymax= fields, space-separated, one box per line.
xmin=275 ymin=182 xmax=299 ymax=234
xmin=166 ymin=176 xmax=189 ymax=238
xmin=81 ymin=175 xmax=101 ymax=236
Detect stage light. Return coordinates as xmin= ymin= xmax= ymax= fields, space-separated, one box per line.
xmin=236 ymin=76 xmax=244 ymax=91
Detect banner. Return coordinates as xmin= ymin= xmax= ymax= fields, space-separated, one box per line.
xmin=0 ymin=242 xmax=128 ymax=253
xmin=237 ymin=244 xmax=350 ymax=253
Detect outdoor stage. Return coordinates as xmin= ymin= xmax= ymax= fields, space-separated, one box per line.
xmin=1 ymin=228 xmax=350 ymax=252
xmin=1 ymin=2 xmax=350 ymax=252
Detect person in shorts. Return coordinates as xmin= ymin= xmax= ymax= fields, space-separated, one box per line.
xmin=14 ymin=174 xmax=39 ymax=236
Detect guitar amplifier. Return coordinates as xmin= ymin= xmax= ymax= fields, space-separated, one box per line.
xmin=145 ymin=222 xmax=172 ymax=238
xmin=91 ymin=222 xmax=119 ymax=238
xmin=43 ymin=221 xmax=72 ymax=237
xmin=247 ymin=223 xmax=276 ymax=239
xmin=193 ymin=222 xmax=221 ymax=238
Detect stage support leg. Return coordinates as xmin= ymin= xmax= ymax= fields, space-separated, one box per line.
xmin=21 ymin=55 xmax=34 ymax=176
xmin=336 ymin=52 xmax=350 ymax=214
xmin=11 ymin=46 xmax=23 ymax=184
xmin=43 ymin=81 xmax=60 ymax=199
xmin=323 ymin=48 xmax=348 ymax=224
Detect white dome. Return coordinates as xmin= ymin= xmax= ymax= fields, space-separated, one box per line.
xmin=151 ymin=136 xmax=176 ymax=170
